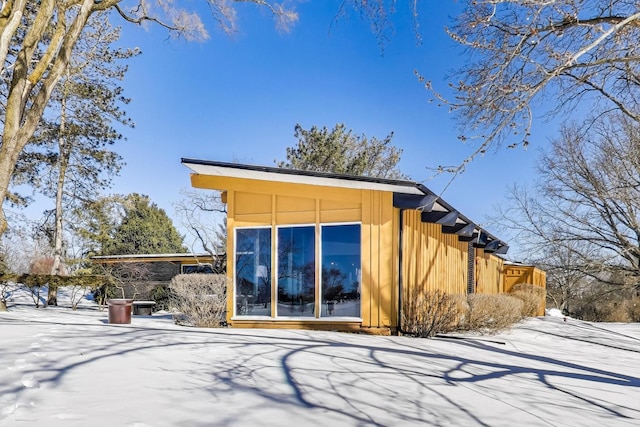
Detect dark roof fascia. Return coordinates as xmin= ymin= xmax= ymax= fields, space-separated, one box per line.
xmin=414 ymin=183 xmax=505 ymax=248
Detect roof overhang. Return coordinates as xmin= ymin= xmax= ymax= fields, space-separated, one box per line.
xmin=92 ymin=253 xmax=215 ymax=263
xmin=181 ymin=158 xmax=508 ymax=253
xmin=183 ymin=159 xmax=424 ymax=195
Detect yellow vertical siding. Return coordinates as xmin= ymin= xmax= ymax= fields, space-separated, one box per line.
xmin=196 ymin=174 xmax=395 ymax=329
xmin=225 ymin=189 xmax=236 ymax=318
xmin=475 ymin=249 xmax=504 ymax=294
xmin=505 ymin=265 xmax=547 ymax=316
xmin=360 ymin=190 xmax=395 ymax=329
xmin=401 ymin=210 xmax=468 ymax=298
xmin=191 ymin=173 xmax=531 ymax=330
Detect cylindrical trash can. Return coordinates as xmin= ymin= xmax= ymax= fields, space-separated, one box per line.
xmin=108 ymin=298 xmax=133 ymax=324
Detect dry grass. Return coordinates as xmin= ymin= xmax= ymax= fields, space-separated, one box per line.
xmin=605 ymin=297 xmax=640 ymax=322
xmin=509 ymin=283 xmax=545 ymax=317
xmin=169 ymin=274 xmax=227 ymax=328
xmin=403 ymin=286 xmax=528 ymax=336
xmin=462 ymin=294 xmax=523 ymax=332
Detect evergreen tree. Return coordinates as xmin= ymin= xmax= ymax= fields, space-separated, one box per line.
xmin=102 ymin=194 xmax=186 ymax=255
xmin=278 ymin=123 xmax=408 ymax=180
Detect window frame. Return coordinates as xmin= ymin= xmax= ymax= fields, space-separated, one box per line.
xmin=180 ymin=263 xmax=214 ymax=274
xmin=275 ymin=223 xmax=316 ymax=318
xmin=231 ymin=222 xmax=363 ymax=321
xmin=319 ymin=222 xmax=362 ymax=319
xmin=233 ymin=226 xmax=272 ymax=318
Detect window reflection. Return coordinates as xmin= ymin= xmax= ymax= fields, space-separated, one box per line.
xmin=235 ymin=228 xmax=271 ymax=316
xmin=321 ymin=224 xmax=361 ymax=317
xmin=277 ymin=226 xmax=315 ymax=317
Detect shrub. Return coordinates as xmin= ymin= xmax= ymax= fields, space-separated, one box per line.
xmin=149 ymin=285 xmax=170 ymax=311
xmin=402 ymin=288 xmax=465 ymax=337
xmin=92 ymin=283 xmax=118 ymax=306
xmin=509 ymin=283 xmax=545 ymax=317
xmin=625 ymin=297 xmax=640 ymax=322
xmin=462 ymin=294 xmax=523 ymax=332
xmin=169 ymin=274 xmax=227 ymax=327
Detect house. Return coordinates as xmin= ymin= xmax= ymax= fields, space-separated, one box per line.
xmin=182 ymin=158 xmax=546 ymax=333
xmin=91 ymin=253 xmax=218 ymax=300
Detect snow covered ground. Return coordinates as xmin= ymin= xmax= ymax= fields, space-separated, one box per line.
xmin=1 ymin=288 xmax=639 ymax=426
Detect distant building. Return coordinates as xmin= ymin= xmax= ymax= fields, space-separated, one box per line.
xmin=92 ymin=253 xmax=220 ymax=300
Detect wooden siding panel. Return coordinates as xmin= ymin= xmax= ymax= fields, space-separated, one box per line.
xmin=320 ymin=199 xmax=361 ymax=211
xmin=401 ymin=210 xmax=468 ymax=299
xmin=276 ymin=195 xmax=316 ymax=213
xmin=505 ymin=265 xmax=547 ymax=316
xmin=276 ymin=211 xmax=316 ymax=224
xmin=475 ymin=250 xmax=504 ymax=295
xmin=361 ymin=191 xmax=372 ymax=327
xmin=226 ymin=190 xmax=236 ymax=322
xmin=235 ymin=192 xmax=272 ymax=215
xmin=320 ymin=209 xmax=361 ymax=223
xmin=378 ymin=192 xmax=394 ymax=327
xmin=234 ymin=214 xmax=273 ymax=226
xmin=390 ymin=207 xmax=399 ymax=328
xmin=370 ymin=190 xmax=380 ymax=328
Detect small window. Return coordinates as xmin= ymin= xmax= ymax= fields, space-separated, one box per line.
xmin=181 ymin=264 xmax=214 ymax=274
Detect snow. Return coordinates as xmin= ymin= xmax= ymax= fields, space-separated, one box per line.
xmin=1 ymin=288 xmax=639 ymax=426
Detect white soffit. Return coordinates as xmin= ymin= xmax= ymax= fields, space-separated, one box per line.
xmin=184 ymin=162 xmax=425 ymax=196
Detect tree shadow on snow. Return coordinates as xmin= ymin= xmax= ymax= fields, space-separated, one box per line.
xmin=1 ymin=319 xmax=639 ymax=426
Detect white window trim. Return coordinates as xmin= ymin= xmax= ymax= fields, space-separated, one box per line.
xmin=320 ymin=222 xmax=362 ymax=320
xmin=233 ymin=222 xmax=363 ymax=321
xmin=275 ymin=224 xmax=316 ymax=318
xmin=233 ymin=226 xmax=272 ymax=318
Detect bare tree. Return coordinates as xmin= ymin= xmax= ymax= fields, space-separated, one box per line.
xmin=496 ymin=112 xmax=640 ymax=297
xmin=423 ymin=1 xmax=640 ymax=174
xmin=92 ymin=262 xmax=149 ymax=304
xmin=0 ymin=0 xmax=299 ymax=237
xmin=13 ymin=13 xmax=137 ymax=306
xmin=174 ymin=189 xmax=226 ymax=271
xmin=533 ymin=242 xmax=591 ymax=314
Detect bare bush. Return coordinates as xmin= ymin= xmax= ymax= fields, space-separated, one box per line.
xmin=509 ymin=283 xmax=545 ymax=317
xmin=626 ymin=297 xmax=640 ymax=322
xmin=0 ymin=281 xmax=13 ymax=311
xmin=27 ymin=284 xmax=46 ymax=308
xmin=92 ymin=263 xmax=147 ymax=305
xmin=67 ymin=286 xmax=90 ymax=311
xmin=462 ymin=294 xmax=523 ymax=333
xmin=169 ymin=274 xmax=227 ymax=328
xmin=402 ymin=288 xmax=466 ymax=337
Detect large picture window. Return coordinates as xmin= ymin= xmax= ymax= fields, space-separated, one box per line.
xmin=321 ymin=224 xmax=361 ymax=317
xmin=233 ymin=223 xmax=361 ymax=320
xmin=277 ymin=226 xmax=315 ymax=317
xmin=235 ymin=228 xmax=271 ymax=316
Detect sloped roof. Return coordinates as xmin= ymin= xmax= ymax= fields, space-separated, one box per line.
xmin=181 ymin=158 xmax=508 ymax=254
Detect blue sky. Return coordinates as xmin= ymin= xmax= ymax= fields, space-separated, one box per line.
xmin=30 ymin=2 xmax=553 ymax=253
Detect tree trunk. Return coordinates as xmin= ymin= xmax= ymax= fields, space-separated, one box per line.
xmin=0 ymin=0 xmax=95 ymax=238
xmin=0 ymin=299 xmax=6 ymax=311
xmin=0 ymin=130 xmax=23 ymax=235
xmin=48 ymin=84 xmax=70 ymax=307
